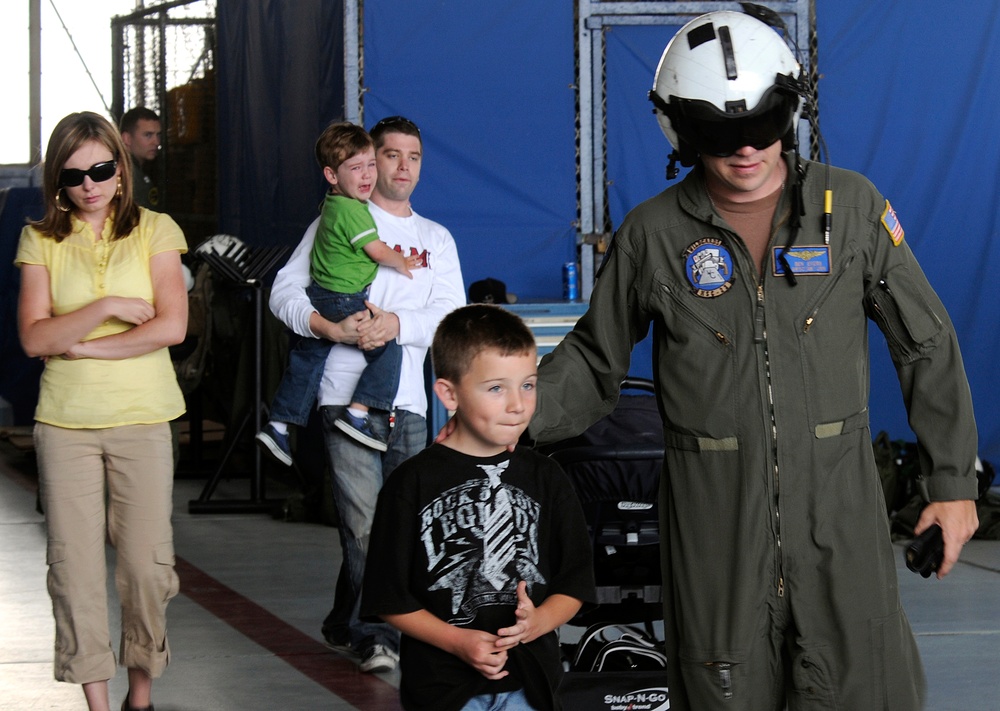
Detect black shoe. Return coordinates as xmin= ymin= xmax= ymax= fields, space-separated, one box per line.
xmin=121 ymin=695 xmax=154 ymax=711
xmin=322 ymin=630 xmax=355 ymax=656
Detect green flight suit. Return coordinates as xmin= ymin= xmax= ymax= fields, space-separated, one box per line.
xmin=531 ymin=155 xmax=978 ymax=710
xmin=131 ymin=155 xmax=160 ymax=210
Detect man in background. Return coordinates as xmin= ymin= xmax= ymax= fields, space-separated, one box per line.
xmin=269 ymin=116 xmax=465 ymax=673
xmin=120 ymin=107 xmax=162 ymax=210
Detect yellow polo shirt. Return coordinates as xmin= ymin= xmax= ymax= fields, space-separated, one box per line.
xmin=15 ymin=209 xmax=187 ymax=428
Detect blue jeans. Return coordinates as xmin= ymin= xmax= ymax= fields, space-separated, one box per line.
xmin=320 ymin=405 xmax=426 ymax=652
xmin=462 ymin=689 xmax=535 ymax=711
xmin=268 ymin=282 xmax=402 ymax=426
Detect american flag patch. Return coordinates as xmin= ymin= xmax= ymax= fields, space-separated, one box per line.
xmin=881 ymin=201 xmax=904 ymax=246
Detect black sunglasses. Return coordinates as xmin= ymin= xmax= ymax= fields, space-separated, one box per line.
xmin=59 ymin=160 xmax=118 ymax=188
xmin=371 ymin=115 xmax=420 ymax=135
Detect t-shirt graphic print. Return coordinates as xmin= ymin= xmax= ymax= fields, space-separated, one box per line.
xmin=422 ymin=459 xmax=546 ymax=625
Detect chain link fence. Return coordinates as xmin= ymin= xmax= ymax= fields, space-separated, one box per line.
xmin=112 ymin=0 xmax=217 ymax=246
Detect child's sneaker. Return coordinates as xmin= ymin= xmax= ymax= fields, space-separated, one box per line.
xmin=333 ymin=412 xmax=388 ymax=452
xmin=255 ymin=423 xmax=293 ymax=466
xmin=359 ymin=643 xmax=398 ymax=673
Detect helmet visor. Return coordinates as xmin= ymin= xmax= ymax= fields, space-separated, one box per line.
xmin=671 ymin=87 xmax=799 ymax=157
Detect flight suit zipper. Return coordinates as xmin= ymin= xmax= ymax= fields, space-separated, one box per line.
xmin=755 ymin=282 xmax=784 ymax=598
xmin=802 ymin=249 xmax=857 ymax=332
xmin=661 ymin=283 xmax=732 ymax=347
xmin=721 ymin=208 xmax=789 ymax=601
xmin=869 ymin=280 xmax=897 ymax=338
xmin=869 ymin=278 xmax=917 ymax=347
xmin=755 ymin=202 xmax=792 ymax=598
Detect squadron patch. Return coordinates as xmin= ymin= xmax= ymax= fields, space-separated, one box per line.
xmin=772 ymin=246 xmax=831 ymax=276
xmin=881 ymin=200 xmax=904 ymax=246
xmin=683 ymin=238 xmax=734 ymax=297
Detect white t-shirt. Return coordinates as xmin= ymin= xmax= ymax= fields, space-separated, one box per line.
xmin=269 ymin=201 xmax=465 ymax=416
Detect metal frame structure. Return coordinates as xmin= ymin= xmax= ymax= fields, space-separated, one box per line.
xmin=341 ymin=0 xmax=815 ymax=301
xmin=188 ymin=242 xmax=292 ymax=515
xmin=111 ymin=0 xmax=216 ymax=234
xmin=111 ymin=0 xmax=216 ymax=128
xmin=344 ymin=0 xmax=364 ymax=126
xmin=575 ymin=0 xmax=816 ymax=299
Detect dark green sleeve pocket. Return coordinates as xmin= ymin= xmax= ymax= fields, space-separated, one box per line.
xmin=864 ymin=266 xmax=943 ymax=365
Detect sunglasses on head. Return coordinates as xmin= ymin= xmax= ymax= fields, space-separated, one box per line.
xmin=371 ymin=115 xmax=420 ymax=135
xmin=59 ymin=159 xmax=118 ymax=188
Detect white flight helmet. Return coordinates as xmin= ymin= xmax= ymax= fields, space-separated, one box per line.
xmin=649 ymin=10 xmax=805 ymax=166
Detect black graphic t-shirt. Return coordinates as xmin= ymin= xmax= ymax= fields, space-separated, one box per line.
xmin=362 ymin=444 xmax=595 ymax=711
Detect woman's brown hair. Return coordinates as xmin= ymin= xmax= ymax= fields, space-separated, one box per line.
xmin=30 ymin=111 xmax=140 ymax=242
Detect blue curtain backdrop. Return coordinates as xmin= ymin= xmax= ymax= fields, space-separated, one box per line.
xmin=216 ymin=1 xmax=998 ymax=460
xmin=818 ymin=2 xmax=1000 ymax=463
xmin=362 ymin=1 xmax=579 ymax=300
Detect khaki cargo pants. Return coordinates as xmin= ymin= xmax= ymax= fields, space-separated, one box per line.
xmin=35 ymin=422 xmax=180 ymax=684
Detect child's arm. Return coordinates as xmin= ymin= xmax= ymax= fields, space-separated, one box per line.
xmin=494 ymin=581 xmax=583 ymax=650
xmin=363 ymin=239 xmax=422 ymax=279
xmin=382 ymin=609 xmax=512 ymax=680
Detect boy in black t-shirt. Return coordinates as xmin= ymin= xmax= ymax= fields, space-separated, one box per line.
xmin=361 ymin=304 xmax=595 ymax=711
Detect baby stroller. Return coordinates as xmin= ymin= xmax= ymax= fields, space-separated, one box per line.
xmin=543 ymin=378 xmax=670 ymax=707
xmin=542 ymin=377 xmax=664 ymax=629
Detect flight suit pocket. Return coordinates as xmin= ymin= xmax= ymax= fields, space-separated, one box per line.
xmin=662 ymin=429 xmax=739 ymax=452
xmin=661 ymin=428 xmax=748 ymax=647
xmin=865 ymin=266 xmax=944 ymax=365
xmin=679 ymin=657 xmax=746 ymax=706
xmin=652 ymin=269 xmax=738 ymax=435
xmin=788 ymin=649 xmax=837 ymax=709
xmin=654 ymin=268 xmax=734 ymax=351
xmin=813 ymin=408 xmax=869 ymax=439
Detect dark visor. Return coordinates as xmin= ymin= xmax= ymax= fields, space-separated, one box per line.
xmin=670 ymin=88 xmax=798 ymax=157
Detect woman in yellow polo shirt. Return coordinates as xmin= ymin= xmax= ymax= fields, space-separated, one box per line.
xmin=15 ymin=111 xmax=188 ymax=711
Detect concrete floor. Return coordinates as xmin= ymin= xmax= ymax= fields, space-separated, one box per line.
xmin=1 ymin=438 xmax=998 ymax=711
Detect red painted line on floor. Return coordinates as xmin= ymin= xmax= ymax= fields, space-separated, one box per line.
xmin=174 ymin=556 xmax=402 ymax=711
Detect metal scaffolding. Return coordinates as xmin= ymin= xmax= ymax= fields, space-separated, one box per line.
xmin=111 ymin=0 xmax=218 ymax=244
xmin=574 ymin=0 xmax=817 ymax=299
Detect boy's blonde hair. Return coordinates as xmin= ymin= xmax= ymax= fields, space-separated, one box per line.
xmin=432 ymin=304 xmax=536 ymax=382
xmin=315 ymin=121 xmax=373 ymax=172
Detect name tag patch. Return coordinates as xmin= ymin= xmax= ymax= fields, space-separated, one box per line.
xmin=772 ymin=246 xmax=831 ymax=276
